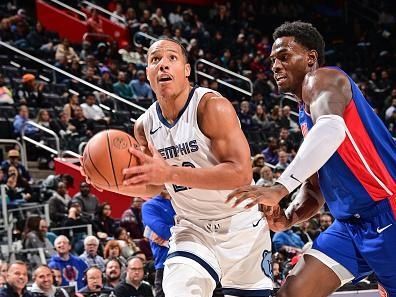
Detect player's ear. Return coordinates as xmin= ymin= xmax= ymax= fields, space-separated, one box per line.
xmin=307 ymin=50 xmax=318 ymax=67
xmin=185 ymin=63 xmax=191 ymax=78
xmin=146 ymin=67 xmax=150 ymax=83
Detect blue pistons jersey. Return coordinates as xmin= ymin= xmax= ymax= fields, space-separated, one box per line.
xmin=300 ymin=67 xmax=396 ymax=296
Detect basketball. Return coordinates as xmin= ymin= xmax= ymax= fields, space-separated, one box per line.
xmin=82 ymin=129 xmax=140 ymax=195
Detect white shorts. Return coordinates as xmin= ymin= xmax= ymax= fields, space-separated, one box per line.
xmin=163 ymin=208 xmax=273 ymax=296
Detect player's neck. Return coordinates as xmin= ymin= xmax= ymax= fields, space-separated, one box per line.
xmin=158 ymin=85 xmax=192 ymax=123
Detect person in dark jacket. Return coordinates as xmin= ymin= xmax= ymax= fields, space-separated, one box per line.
xmin=0 ymin=261 xmax=32 ymax=297
xmin=114 ymin=257 xmax=153 ymax=297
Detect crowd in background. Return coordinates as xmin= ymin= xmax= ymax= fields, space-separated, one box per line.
xmin=0 ymin=0 xmax=395 ymax=295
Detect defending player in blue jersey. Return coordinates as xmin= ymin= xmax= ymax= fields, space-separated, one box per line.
xmin=227 ymin=21 xmax=396 ymax=297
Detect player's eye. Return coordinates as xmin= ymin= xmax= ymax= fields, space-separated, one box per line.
xmin=170 ymin=55 xmax=177 ymax=61
xmin=151 ymin=57 xmax=159 ymax=63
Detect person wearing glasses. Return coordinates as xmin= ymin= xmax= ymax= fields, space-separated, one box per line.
xmin=114 ymin=257 xmax=153 ymax=297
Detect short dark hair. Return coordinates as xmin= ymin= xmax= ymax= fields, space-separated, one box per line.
xmin=148 ymin=37 xmax=189 ymax=63
xmin=273 ymin=21 xmax=325 ymax=66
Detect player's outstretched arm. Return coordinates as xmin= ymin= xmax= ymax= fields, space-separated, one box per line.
xmin=264 ymin=174 xmax=325 ymax=232
xmin=227 ymin=68 xmax=351 ymax=208
xmin=123 ymin=93 xmax=252 ymax=190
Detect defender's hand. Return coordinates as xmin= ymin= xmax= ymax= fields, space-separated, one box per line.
xmin=226 ymin=184 xmax=288 ymax=208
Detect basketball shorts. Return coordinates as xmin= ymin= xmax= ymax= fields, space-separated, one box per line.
xmin=163 ymin=207 xmax=273 ymax=297
xmin=308 ymin=199 xmax=396 ymax=296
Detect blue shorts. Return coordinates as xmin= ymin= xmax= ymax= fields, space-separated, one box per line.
xmin=313 ymin=199 xmax=396 ymax=296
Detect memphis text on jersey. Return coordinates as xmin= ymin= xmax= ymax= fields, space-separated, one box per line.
xmin=158 ymin=140 xmax=199 ymax=160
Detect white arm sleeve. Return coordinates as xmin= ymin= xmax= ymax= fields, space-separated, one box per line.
xmin=276 ymin=114 xmax=346 ymax=193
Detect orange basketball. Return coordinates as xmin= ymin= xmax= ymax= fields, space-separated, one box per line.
xmin=82 ymin=129 xmax=140 ymax=195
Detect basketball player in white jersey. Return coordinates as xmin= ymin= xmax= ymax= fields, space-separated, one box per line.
xmin=119 ymin=38 xmax=273 ymax=297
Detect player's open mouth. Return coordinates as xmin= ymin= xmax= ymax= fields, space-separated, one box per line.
xmin=158 ymin=74 xmax=172 ymax=83
xmin=275 ymin=75 xmax=287 ymax=83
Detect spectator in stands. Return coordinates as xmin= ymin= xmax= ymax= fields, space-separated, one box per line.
xmin=173 ymin=28 xmax=188 ymax=47
xmin=30 ymin=265 xmax=69 ymax=297
xmin=87 ymin=9 xmax=104 ymax=34
xmin=103 ymin=240 xmax=127 ymax=267
xmin=121 ymin=197 xmax=144 ymax=239
xmin=68 ymin=106 xmax=94 ymax=140
xmin=110 ymin=2 xmax=125 ymax=25
xmin=48 ymin=182 xmax=71 ymax=227
xmin=129 ymin=70 xmax=154 ymax=102
xmin=1 ymin=149 xmax=31 ymax=182
xmin=80 ymin=93 xmax=109 ymax=125
xmin=272 ymin=228 xmax=305 ymax=253
xmin=93 ymin=202 xmax=115 ymax=238
xmin=168 ymin=5 xmax=183 ymax=26
xmin=36 ymin=109 xmax=51 ymax=128
xmin=16 ymin=74 xmax=45 ymax=107
xmin=78 ymin=266 xmax=113 ymax=295
xmin=22 ymin=216 xmax=55 ymax=260
xmin=26 ymin=21 xmax=55 ymax=53
xmin=0 ymin=261 xmax=31 ymax=297
xmin=63 ymin=93 xmax=80 ymax=121
xmin=151 ymin=8 xmax=167 ymax=28
xmin=0 ymin=275 xmax=4 ymax=288
xmin=385 ymin=97 xmax=396 ymax=121
xmin=63 ymin=200 xmax=91 ymax=243
xmin=253 ymin=70 xmax=272 ymax=104
xmin=55 ymin=38 xmax=79 ymax=63
xmin=114 ymin=227 xmax=140 ymax=259
xmin=0 ymin=74 xmax=14 ymax=105
xmin=104 ymin=258 xmax=122 ymax=288
xmin=261 ymin=136 xmax=279 ymax=165
xmin=256 ymin=165 xmax=275 ymax=187
xmin=113 ymin=71 xmax=135 ymax=100
xmin=48 ymin=235 xmax=88 ymax=289
xmin=79 ymin=236 xmax=105 ymax=271
xmin=72 ymin=182 xmax=99 ymax=219
xmin=82 ymin=66 xmax=100 ymax=85
xmin=252 ymin=104 xmax=274 ymax=134
xmin=0 ymin=261 xmax=7 ymax=280
xmin=272 ymin=261 xmax=283 ymax=289
xmin=319 ymin=212 xmax=334 ymax=232
xmin=142 ymin=189 xmax=175 ymax=297
xmin=41 ymin=174 xmax=74 ymax=194
xmin=275 ymin=150 xmax=290 ymax=171
xmin=4 ymin=164 xmax=32 ymax=205
xmin=50 ymin=268 xmax=62 ymax=287
xmin=279 ymin=105 xmax=299 ymax=132
xmin=238 ymin=100 xmax=255 ymax=131
xmin=115 ymin=257 xmax=153 ymax=297
xmin=98 ymin=66 xmax=114 ymax=92
xmin=50 ymin=111 xmax=76 ymax=140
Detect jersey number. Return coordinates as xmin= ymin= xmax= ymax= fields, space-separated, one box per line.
xmin=172 ymin=162 xmax=195 ymax=192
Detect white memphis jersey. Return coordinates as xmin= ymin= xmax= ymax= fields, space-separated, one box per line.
xmin=142 ymin=86 xmax=247 ymax=220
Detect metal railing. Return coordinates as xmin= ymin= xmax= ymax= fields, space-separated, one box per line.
xmin=21 ymin=120 xmax=61 ymax=157
xmin=82 ymin=0 xmax=127 ymax=26
xmin=61 ymin=150 xmax=81 ymax=158
xmin=51 ymin=224 xmax=93 ymax=237
xmin=194 ymin=58 xmax=254 ymax=98
xmin=0 ymin=185 xmax=50 ymax=252
xmin=0 ymin=41 xmax=147 ymax=115
xmin=47 ymin=0 xmax=88 ymax=21
xmin=0 ymin=139 xmax=28 ymax=169
xmin=82 ymin=32 xmax=113 ymax=43
xmin=78 ymin=142 xmax=87 ymax=155
xmin=133 ymin=31 xmax=159 ymax=51
xmin=132 ymin=32 xmax=254 ymax=98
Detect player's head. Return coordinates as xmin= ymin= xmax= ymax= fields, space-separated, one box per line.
xmin=146 ymin=38 xmax=191 ymax=100
xmin=271 ymin=21 xmax=325 ymax=94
